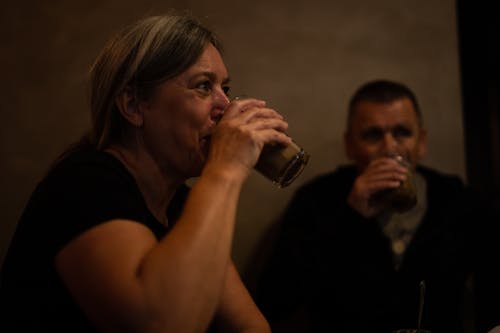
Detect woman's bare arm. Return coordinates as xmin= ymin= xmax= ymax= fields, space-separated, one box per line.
xmin=212 ymin=262 xmax=271 ymax=333
xmin=55 ymin=100 xmax=289 ymax=333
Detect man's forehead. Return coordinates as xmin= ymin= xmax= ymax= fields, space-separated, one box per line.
xmin=350 ymin=99 xmax=419 ymax=127
xmin=359 ymin=122 xmax=412 ymax=132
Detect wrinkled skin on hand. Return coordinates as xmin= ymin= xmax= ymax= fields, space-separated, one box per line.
xmin=347 ymin=157 xmax=408 ymax=217
xmin=207 ymin=98 xmax=291 ymax=181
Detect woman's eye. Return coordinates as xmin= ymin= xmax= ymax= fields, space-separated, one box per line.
xmin=196 ymin=81 xmax=212 ymax=92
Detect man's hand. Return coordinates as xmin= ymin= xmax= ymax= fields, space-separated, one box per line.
xmin=347 ymin=157 xmax=408 ymax=217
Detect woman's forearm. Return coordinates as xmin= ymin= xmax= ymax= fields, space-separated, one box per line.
xmin=138 ymin=165 xmax=246 ymax=332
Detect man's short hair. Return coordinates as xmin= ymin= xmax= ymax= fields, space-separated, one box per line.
xmin=347 ymin=79 xmax=423 ymax=129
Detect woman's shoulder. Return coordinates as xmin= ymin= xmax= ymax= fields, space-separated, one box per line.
xmin=37 ymin=148 xmax=135 ymax=198
xmin=49 ymin=148 xmax=129 ymax=179
xmin=26 ymin=148 xmax=142 ymax=229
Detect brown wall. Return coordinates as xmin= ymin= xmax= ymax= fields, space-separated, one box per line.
xmin=0 ymin=0 xmax=464 ymax=273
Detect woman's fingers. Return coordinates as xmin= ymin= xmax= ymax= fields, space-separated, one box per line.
xmin=223 ymin=98 xmax=266 ymax=119
xmin=249 ymin=127 xmax=292 ymax=147
xmin=219 ymin=100 xmax=290 ymax=146
xmin=208 ymin=100 xmax=290 ymax=171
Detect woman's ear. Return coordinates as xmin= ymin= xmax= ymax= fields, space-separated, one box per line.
xmin=115 ymin=87 xmax=144 ymax=127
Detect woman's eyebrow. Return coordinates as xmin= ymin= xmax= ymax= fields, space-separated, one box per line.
xmin=194 ymin=71 xmax=231 ymax=84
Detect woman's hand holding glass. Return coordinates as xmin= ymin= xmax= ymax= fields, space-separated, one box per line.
xmin=205 ymin=98 xmax=292 ymax=183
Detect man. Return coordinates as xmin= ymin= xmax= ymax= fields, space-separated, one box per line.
xmin=256 ymin=80 xmax=485 ymax=333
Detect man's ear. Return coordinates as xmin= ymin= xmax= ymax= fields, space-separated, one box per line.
xmin=344 ymin=131 xmax=355 ymax=161
xmin=417 ymin=128 xmax=428 ymax=160
xmin=115 ymin=87 xmax=144 ymax=127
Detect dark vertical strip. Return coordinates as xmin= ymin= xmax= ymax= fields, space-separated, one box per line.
xmin=456 ymin=0 xmax=500 ymax=194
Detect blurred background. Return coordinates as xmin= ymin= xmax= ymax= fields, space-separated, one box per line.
xmin=0 ymin=0 xmax=497 ymax=316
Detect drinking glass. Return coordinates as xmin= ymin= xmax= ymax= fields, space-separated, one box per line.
xmin=255 ymin=139 xmax=310 ymax=188
xmin=370 ymin=155 xmax=417 ymax=212
xmin=231 ymin=96 xmax=310 ymax=188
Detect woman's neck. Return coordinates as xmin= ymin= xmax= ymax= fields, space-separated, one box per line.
xmin=105 ymin=145 xmax=182 ymax=226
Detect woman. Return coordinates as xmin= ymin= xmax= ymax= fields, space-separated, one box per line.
xmin=0 ymin=12 xmax=290 ymax=332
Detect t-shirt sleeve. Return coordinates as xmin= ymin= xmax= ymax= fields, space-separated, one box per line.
xmin=32 ymin=159 xmax=148 ymax=258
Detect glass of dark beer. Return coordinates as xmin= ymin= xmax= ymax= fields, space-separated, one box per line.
xmin=370 ymin=155 xmax=417 ymax=212
xmin=255 ymin=139 xmax=310 ymax=188
xmin=231 ymin=96 xmax=310 ymax=188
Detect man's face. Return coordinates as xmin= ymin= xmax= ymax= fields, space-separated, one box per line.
xmin=344 ymin=97 xmax=427 ymax=170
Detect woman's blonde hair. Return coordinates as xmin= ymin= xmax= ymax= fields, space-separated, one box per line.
xmin=87 ymin=12 xmax=221 ymax=149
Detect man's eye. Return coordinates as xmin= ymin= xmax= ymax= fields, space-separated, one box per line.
xmin=222 ymin=85 xmax=230 ymax=96
xmin=362 ymin=129 xmax=383 ymax=141
xmin=393 ymin=126 xmax=412 ymax=138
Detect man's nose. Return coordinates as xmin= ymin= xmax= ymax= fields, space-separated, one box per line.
xmin=381 ymin=132 xmax=399 ymax=155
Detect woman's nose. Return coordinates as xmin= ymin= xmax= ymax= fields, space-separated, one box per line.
xmin=211 ymin=88 xmax=230 ymax=122
xmin=213 ymin=88 xmax=230 ymax=109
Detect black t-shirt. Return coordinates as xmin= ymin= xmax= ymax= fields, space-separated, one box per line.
xmin=0 ymin=149 xmax=188 ymax=332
